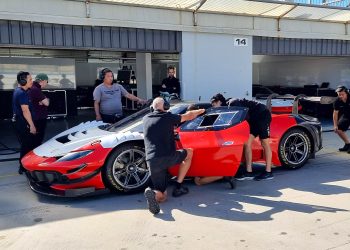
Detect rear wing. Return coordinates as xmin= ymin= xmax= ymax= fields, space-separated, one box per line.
xmin=265 ymin=94 xmax=336 ymax=115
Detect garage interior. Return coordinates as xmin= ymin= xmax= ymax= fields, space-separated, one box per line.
xmin=0 ymin=49 xmax=179 ymax=119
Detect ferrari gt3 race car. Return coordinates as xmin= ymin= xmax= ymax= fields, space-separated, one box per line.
xmin=22 ymin=98 xmax=322 ymax=197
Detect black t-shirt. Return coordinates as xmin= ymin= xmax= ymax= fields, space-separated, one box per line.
xmin=12 ymin=87 xmax=33 ymax=124
xmin=333 ymin=96 xmax=350 ymax=118
xmin=229 ymin=98 xmax=267 ymax=121
xmin=143 ymin=111 xmax=181 ymax=160
xmin=161 ymin=77 xmax=180 ymax=95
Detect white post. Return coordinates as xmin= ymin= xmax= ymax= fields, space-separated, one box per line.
xmin=136 ymin=53 xmax=152 ymax=100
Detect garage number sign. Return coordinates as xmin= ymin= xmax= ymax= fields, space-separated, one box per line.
xmin=234 ymin=38 xmax=248 ymax=46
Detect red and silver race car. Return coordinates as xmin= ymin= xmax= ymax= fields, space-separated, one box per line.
xmin=22 ymin=98 xmax=322 ymax=197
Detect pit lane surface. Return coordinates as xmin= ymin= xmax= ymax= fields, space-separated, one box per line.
xmin=1 ymin=132 xmax=350 ymax=250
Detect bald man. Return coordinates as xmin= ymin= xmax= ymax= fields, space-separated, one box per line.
xmin=143 ymin=97 xmax=205 ymax=214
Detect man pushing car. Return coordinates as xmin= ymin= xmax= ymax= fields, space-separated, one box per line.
xmin=143 ymin=97 xmax=205 ymax=215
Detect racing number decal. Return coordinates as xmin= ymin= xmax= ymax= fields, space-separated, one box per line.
xmin=234 ymin=38 xmax=248 ymax=46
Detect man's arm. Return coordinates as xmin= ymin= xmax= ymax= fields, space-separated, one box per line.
xmin=180 ymin=109 xmax=205 ymax=123
xmin=39 ymin=97 xmax=49 ymax=106
xmin=333 ymin=110 xmax=339 ymax=131
xmin=21 ymin=105 xmax=36 ymax=134
xmin=125 ymin=93 xmax=146 ymax=104
xmin=161 ymin=78 xmax=167 ymax=90
xmin=94 ymin=100 xmax=102 ymax=121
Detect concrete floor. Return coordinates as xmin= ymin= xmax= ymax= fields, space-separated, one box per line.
xmin=0 ymin=111 xmax=349 ymax=250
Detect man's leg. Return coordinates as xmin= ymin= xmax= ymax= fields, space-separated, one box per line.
xmin=261 ymin=138 xmax=272 ymax=172
xmin=336 ymin=117 xmax=350 ymax=151
xmin=254 ymin=138 xmax=274 ymax=181
xmin=236 ymin=135 xmax=256 ymax=181
xmin=144 ymin=160 xmax=168 ymax=214
xmin=336 ymin=130 xmax=350 ymax=144
xmin=194 ymin=176 xmax=223 ymax=185
xmin=244 ymin=135 xmax=256 ymax=173
xmin=176 ymin=148 xmax=193 ymax=183
xmin=172 ymin=149 xmax=192 ymax=197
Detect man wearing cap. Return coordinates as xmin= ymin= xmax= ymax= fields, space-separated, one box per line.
xmin=333 ymin=85 xmax=350 ymax=152
xmin=28 ymin=73 xmax=50 ymax=148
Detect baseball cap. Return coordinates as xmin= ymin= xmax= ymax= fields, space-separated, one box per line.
xmin=35 ymin=73 xmax=49 ymax=82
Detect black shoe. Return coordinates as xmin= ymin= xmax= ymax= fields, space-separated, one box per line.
xmin=223 ymin=177 xmax=236 ymax=189
xmin=144 ymin=187 xmax=160 ymax=215
xmin=172 ymin=185 xmax=189 ymax=197
xmin=235 ymin=172 xmax=254 ymax=181
xmin=339 ymin=143 xmax=350 ymax=152
xmin=18 ymin=167 xmax=26 ymax=175
xmin=254 ymin=171 xmax=274 ymax=181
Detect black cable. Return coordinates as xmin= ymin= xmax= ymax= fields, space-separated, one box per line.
xmin=0 ymin=141 xmax=19 ymax=155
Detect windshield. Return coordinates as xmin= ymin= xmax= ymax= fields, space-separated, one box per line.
xmin=104 ymin=103 xmax=189 ymax=133
xmin=180 ymin=106 xmax=247 ymax=131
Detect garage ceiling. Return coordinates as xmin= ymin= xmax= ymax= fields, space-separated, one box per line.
xmin=94 ymin=0 xmax=350 ymax=23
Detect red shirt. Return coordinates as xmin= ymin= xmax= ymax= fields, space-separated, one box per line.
xmin=28 ymin=81 xmax=48 ymax=120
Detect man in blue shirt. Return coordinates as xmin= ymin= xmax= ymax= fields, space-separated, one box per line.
xmin=12 ymin=71 xmax=36 ymax=174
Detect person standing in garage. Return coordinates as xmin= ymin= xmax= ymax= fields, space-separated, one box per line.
xmin=93 ymin=68 xmax=146 ymax=123
xmin=12 ymin=71 xmax=36 ymax=175
xmin=333 ymin=85 xmax=350 ymax=152
xmin=29 ymin=73 xmax=50 ymax=148
xmin=228 ymin=98 xmax=273 ymax=181
xmin=143 ymin=97 xmax=205 ymax=214
xmin=160 ymin=65 xmax=180 ymax=97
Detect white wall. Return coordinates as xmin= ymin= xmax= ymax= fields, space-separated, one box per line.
xmin=254 ymin=56 xmax=350 ymax=89
xmin=181 ymin=32 xmax=252 ymax=102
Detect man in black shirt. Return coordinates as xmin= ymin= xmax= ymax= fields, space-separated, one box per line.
xmin=12 ymin=71 xmax=37 ymax=174
xmin=228 ymin=98 xmax=273 ymax=181
xmin=143 ymin=97 xmax=205 ymax=214
xmin=160 ymin=66 xmax=180 ymax=96
xmin=333 ymin=85 xmax=350 ymax=152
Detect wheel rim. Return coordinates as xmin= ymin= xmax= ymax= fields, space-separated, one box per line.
xmin=112 ymin=148 xmax=149 ymax=189
xmin=282 ymin=132 xmax=309 ymax=165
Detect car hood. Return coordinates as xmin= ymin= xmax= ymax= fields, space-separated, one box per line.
xmin=33 ymin=120 xmax=112 ymax=157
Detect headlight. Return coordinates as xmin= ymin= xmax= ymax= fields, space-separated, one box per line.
xmin=56 ymin=150 xmax=93 ymax=162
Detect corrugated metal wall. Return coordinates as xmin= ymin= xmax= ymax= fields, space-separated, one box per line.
xmin=0 ymin=20 xmax=182 ymax=53
xmin=253 ymin=36 xmax=350 ymax=56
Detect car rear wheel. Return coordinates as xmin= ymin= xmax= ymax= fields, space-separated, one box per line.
xmin=278 ymin=128 xmax=311 ymax=169
xmin=103 ymin=143 xmax=150 ymax=193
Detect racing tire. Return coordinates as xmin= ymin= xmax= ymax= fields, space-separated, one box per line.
xmin=102 ymin=144 xmax=150 ymax=193
xmin=278 ymin=128 xmax=311 ymax=169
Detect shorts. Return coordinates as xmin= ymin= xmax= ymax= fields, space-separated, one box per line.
xmin=146 ymin=149 xmax=187 ymax=193
xmin=337 ymin=115 xmax=350 ymax=131
xmin=249 ymin=109 xmax=272 ymax=140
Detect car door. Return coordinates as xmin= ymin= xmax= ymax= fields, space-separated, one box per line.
xmin=171 ymin=107 xmax=249 ymax=177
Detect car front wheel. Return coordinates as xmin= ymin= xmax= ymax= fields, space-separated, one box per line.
xmin=103 ymin=143 xmax=150 ymax=193
xmin=278 ymin=128 xmax=311 ymax=169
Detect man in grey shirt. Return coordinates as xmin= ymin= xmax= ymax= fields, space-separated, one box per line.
xmin=93 ymin=68 xmax=146 ymax=123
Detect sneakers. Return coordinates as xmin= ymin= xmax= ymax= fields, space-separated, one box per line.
xmin=223 ymin=177 xmax=236 ymax=189
xmin=172 ymin=185 xmax=189 ymax=197
xmin=339 ymin=143 xmax=350 ymax=152
xmin=254 ymin=171 xmax=274 ymax=181
xmin=235 ymin=172 xmax=255 ymax=181
xmin=144 ymin=187 xmax=160 ymax=215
